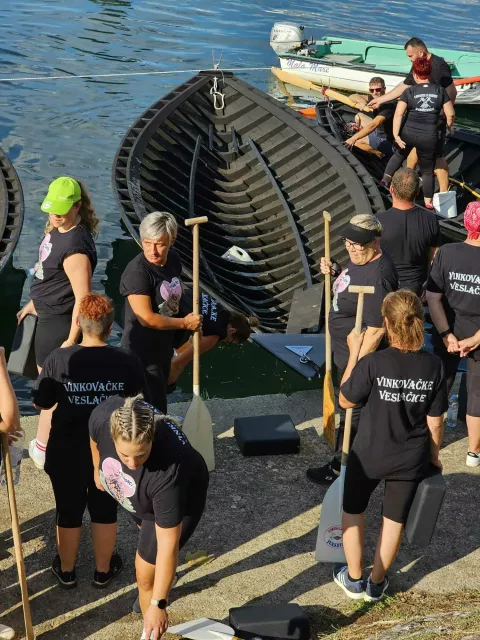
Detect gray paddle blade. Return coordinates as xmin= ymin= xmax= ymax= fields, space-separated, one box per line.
xmin=315 ymin=467 xmax=346 ymax=563
xmin=183 ymin=395 xmax=215 ymax=472
xmin=168 ymin=619 xmax=234 ymax=640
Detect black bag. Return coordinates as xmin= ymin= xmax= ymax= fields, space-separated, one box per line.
xmin=404 ymin=465 xmax=446 ymax=547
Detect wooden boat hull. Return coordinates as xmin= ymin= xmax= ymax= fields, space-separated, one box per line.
xmin=0 ymin=148 xmax=24 ymax=276
xmin=113 ymin=72 xmax=383 ymax=331
xmin=314 ymin=102 xmax=480 ymax=242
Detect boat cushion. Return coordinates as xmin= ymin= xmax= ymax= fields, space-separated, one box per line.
xmin=234 ymin=414 xmax=300 ymax=456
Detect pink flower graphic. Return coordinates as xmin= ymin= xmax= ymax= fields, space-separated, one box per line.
xmin=158 ymin=277 xmax=182 ymax=316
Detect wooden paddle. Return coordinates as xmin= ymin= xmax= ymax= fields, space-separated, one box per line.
xmin=182 ymin=217 xmax=215 ymax=472
xmin=271 ymin=68 xmax=373 ymax=112
xmin=322 ymin=211 xmax=335 ymax=451
xmin=315 ymin=284 xmax=374 ymax=563
xmin=1 ymin=434 xmax=35 ymax=639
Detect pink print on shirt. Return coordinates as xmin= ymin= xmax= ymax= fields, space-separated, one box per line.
xmin=100 ymin=457 xmax=136 ymax=512
xmin=34 ymin=233 xmax=53 ymax=281
xmin=158 ymin=277 xmax=182 ymax=316
xmin=332 ymin=269 xmax=351 ymax=312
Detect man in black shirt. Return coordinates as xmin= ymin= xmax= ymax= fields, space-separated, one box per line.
xmin=377 ymin=168 xmax=440 ymax=296
xmin=345 ymin=77 xmax=395 ymax=158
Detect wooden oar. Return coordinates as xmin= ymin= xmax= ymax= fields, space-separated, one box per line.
xmin=315 ymin=285 xmax=375 ymax=563
xmin=322 ymin=211 xmax=335 ymax=451
xmin=449 ymin=177 xmax=480 ymax=199
xmin=1 ymin=434 xmax=35 ymax=639
xmin=271 ymin=67 xmax=373 ymax=112
xmin=182 ymin=217 xmax=215 ymax=472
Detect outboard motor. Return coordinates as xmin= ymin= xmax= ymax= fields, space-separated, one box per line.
xmin=270 ymin=23 xmax=307 ymax=54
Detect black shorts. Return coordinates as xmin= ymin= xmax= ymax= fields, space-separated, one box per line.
xmin=133 ymin=459 xmax=209 ymax=565
xmin=35 ymin=312 xmax=72 ymax=367
xmin=343 ymin=451 xmax=420 ymax=524
xmin=45 ymin=441 xmax=118 ymax=528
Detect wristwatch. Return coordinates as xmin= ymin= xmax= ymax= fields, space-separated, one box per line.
xmin=150 ymin=599 xmax=168 ymax=609
xmin=439 ymin=329 xmax=451 ymax=339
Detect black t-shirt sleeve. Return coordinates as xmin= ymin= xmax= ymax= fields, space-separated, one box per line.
xmin=88 ymin=406 xmax=102 ymax=444
xmin=426 ymin=248 xmax=445 ymax=294
xmin=340 ymin=357 xmax=374 ymax=405
xmin=440 ymin=87 xmax=451 ymax=104
xmin=31 ymin=353 xmax=58 ymax=409
xmin=437 ymin=59 xmax=453 ymax=88
xmin=428 ymin=215 xmax=441 ymax=247
xmin=378 ymin=102 xmax=396 ymax=119
xmin=427 ymin=369 xmax=448 ymax=417
xmin=120 ymin=260 xmax=151 ymax=297
xmin=364 ymin=257 xmax=398 ymax=328
xmin=151 ymin=470 xmax=184 ymax=528
xmin=124 ymin=351 xmax=149 ymax=397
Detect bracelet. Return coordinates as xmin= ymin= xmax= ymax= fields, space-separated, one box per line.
xmin=439 ymin=329 xmax=451 ymax=339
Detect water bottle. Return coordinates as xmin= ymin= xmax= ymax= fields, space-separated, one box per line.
xmin=0 ymin=430 xmax=25 ymax=486
xmin=446 ymin=394 xmax=459 ymax=429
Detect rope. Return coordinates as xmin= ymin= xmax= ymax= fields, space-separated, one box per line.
xmin=0 ymin=66 xmax=271 ymax=83
xmin=210 ymin=75 xmax=226 ymax=110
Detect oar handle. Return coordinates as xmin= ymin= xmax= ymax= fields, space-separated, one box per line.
xmin=340 ymin=285 xmax=375 ymax=465
xmin=1 ymin=434 xmax=35 ymax=639
xmin=323 ymin=211 xmax=332 ymax=373
xmin=185 ymin=217 xmax=209 ymax=395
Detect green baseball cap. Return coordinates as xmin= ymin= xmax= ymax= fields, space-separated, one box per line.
xmin=41 ymin=177 xmax=81 ymax=215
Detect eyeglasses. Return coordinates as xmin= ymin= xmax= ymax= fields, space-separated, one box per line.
xmin=369 ymin=87 xmax=384 ymax=93
xmin=341 ymin=237 xmax=366 ymax=250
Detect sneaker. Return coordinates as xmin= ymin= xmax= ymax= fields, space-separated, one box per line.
xmin=51 ymin=555 xmax=77 ymax=589
xmin=466 ymin=452 xmax=480 ymax=467
xmin=28 ymin=439 xmax=46 ymax=471
xmin=0 ymin=624 xmax=15 ymax=640
xmin=364 ymin=575 xmax=389 ymax=602
xmin=425 ymin=204 xmax=437 ymax=212
xmin=306 ymin=459 xmax=340 ymax=485
xmin=92 ymin=552 xmax=123 ymax=588
xmin=333 ymin=565 xmax=364 ymax=600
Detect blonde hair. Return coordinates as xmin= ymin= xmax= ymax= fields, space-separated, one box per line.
xmin=382 ymin=289 xmax=424 ymax=352
xmin=350 ymin=213 xmax=383 ymax=236
xmin=44 ymin=179 xmax=100 ymax=238
xmin=109 ymin=394 xmax=181 ymax=446
xmin=139 ymin=211 xmax=177 ymax=246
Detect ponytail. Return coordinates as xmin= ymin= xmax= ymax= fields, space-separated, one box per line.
xmin=227 ymin=312 xmax=260 ymax=343
xmin=381 ymin=289 xmax=424 ymax=352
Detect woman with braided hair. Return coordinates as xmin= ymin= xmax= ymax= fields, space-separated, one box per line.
xmin=89 ymin=394 xmax=209 ymax=640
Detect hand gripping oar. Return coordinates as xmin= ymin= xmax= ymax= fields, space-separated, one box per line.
xmin=1 ymin=434 xmax=35 ymax=639
xmin=182 ymin=217 xmax=215 ymax=472
xmin=322 ymin=211 xmax=335 ymax=450
xmin=315 ymin=284 xmax=375 ymax=563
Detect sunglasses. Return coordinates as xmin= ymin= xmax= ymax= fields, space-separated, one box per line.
xmin=341 ymin=237 xmax=366 ymax=251
xmin=369 ymin=87 xmax=384 ymax=93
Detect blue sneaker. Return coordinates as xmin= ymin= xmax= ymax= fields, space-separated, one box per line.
xmin=333 ymin=564 xmax=364 ymax=600
xmin=364 ymin=575 xmax=389 ymax=602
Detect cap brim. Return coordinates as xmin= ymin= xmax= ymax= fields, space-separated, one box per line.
xmin=41 ymin=198 xmax=72 ymax=216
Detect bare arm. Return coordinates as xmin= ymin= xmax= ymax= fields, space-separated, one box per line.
xmin=16 ymin=299 xmax=37 ymax=325
xmin=427 ymin=414 xmax=444 ymax=467
xmin=443 ymin=99 xmax=455 ymax=129
xmin=425 ymin=290 xmax=459 ymax=353
xmin=169 ymin=335 xmax=219 ymax=383
xmin=392 ymin=101 xmax=408 ymax=139
xmin=0 ymin=347 xmax=20 ymax=435
xmin=90 ymin=437 xmax=104 ymax=491
xmin=346 ymin=115 xmax=385 ymax=144
xmin=369 ymin=82 xmax=407 ymax=108
xmin=128 ymin=295 xmax=200 ymax=331
xmin=63 ymin=253 xmax=92 ymax=346
xmin=428 ymin=246 xmax=439 ymax=265
xmin=358 ymin=326 xmax=385 ymax=360
xmin=446 ymin=83 xmax=457 ymax=105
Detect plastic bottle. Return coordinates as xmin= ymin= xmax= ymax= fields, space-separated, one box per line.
xmin=0 ymin=430 xmax=25 ymax=486
xmin=446 ymin=394 xmax=459 ymax=429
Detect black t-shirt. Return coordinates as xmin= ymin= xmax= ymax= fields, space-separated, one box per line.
xmin=200 ymin=293 xmax=229 ymax=339
xmin=32 ymin=345 xmax=146 ymax=446
xmin=329 ymin=253 xmax=398 ymax=370
xmin=120 ymin=250 xmax=183 ymax=367
xmin=404 ymin=53 xmax=453 ymax=89
xmin=89 ymin=395 xmax=207 ymax=527
xmin=377 ymin=206 xmax=440 ymax=294
xmin=426 ymin=243 xmax=480 ymax=360
xmin=373 ymin=100 xmax=396 ymax=142
xmin=400 ymin=83 xmax=450 ymax=132
xmin=341 ymin=348 xmax=447 ymax=479
xmin=30 ymin=225 xmax=97 ymax=315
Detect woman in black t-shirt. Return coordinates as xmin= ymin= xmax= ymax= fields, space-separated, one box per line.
xmin=334 ymin=290 xmax=447 ymax=602
xmin=307 ymin=214 xmax=398 ymax=485
xmin=383 ymin=57 xmax=455 ymax=209
xmin=32 ymin=294 xmax=147 ymax=590
xmin=426 ymin=201 xmax=480 ymax=468
xmin=89 ymin=394 xmax=208 ymax=640
xmin=168 ymin=292 xmax=259 ymax=387
xmin=120 ymin=211 xmax=202 ymax=413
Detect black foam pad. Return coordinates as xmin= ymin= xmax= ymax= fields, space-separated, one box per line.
xmin=234 ymin=415 xmax=300 ymax=456
xmin=229 ymin=604 xmax=310 ymax=640
xmin=405 ymin=465 xmax=446 ymax=547
xmin=7 ymin=314 xmax=38 ymax=380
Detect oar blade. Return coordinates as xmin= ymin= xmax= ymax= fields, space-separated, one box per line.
xmin=183 ymin=395 xmax=215 ymax=472
xmin=169 ymin=618 xmax=235 ymax=640
xmin=323 ymin=370 xmax=336 ymax=450
xmin=315 ymin=469 xmax=346 ymax=563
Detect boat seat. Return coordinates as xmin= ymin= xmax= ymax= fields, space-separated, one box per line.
xmin=323 ymin=54 xmax=363 ymax=65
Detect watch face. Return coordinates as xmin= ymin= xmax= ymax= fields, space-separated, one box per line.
xmin=157 ymin=599 xmax=168 ymax=610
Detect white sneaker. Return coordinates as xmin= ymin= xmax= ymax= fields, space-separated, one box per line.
xmin=29 ymin=439 xmax=46 ymax=470
xmin=466 ymin=452 xmax=480 ymax=467
xmin=0 ymin=623 xmax=15 ymax=640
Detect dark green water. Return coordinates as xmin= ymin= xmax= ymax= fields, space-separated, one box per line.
xmin=0 ymin=0 xmax=479 ymax=411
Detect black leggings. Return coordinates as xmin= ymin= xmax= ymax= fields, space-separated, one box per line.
xmin=46 ymin=443 xmax=118 ymax=528
xmin=384 ymin=127 xmax=438 ymax=199
xmin=35 ymin=311 xmax=72 ymax=367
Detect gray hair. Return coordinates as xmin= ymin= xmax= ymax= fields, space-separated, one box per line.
xmin=350 ymin=213 xmax=383 ymax=236
xmin=139 ymin=211 xmax=178 ymax=245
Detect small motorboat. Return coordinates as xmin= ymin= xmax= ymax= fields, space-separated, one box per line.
xmin=0 ymin=147 xmax=24 ymax=276
xmin=112 ymin=71 xmax=383 ymax=330
xmin=270 ymin=23 xmax=480 ymax=106
xmin=312 ymin=101 xmax=480 ymax=242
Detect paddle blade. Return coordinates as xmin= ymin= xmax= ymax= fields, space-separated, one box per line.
xmin=183 ymin=395 xmax=215 ymax=472
xmin=315 ymin=468 xmax=346 ymax=563
xmin=169 ymin=619 xmax=235 ymax=640
xmin=323 ymin=370 xmax=336 ymax=450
